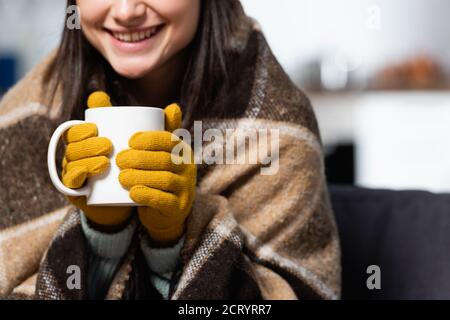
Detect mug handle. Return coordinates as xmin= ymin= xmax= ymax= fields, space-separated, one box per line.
xmin=47 ymin=120 xmax=90 ymax=197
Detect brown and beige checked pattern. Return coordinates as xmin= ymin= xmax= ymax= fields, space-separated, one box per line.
xmin=0 ymin=6 xmax=340 ymax=299
xmin=0 ymin=49 xmax=68 ymax=298
xmin=35 ymin=209 xmax=89 ymax=300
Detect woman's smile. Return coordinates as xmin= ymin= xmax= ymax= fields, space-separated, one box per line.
xmin=105 ymin=24 xmax=166 ymax=53
xmin=77 ymin=0 xmax=200 ymax=78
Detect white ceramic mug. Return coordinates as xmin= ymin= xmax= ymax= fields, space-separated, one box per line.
xmin=48 ymin=107 xmax=164 ymax=206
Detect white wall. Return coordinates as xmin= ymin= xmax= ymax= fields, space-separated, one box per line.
xmin=355 ymin=92 xmax=450 ymax=192
xmin=241 ymin=0 xmax=450 ymax=80
xmin=0 ymin=0 xmax=65 ymax=76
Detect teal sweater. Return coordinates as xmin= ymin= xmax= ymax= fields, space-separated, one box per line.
xmin=80 ymin=212 xmax=184 ymax=300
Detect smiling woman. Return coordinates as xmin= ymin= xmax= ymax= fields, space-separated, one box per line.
xmin=77 ymin=0 xmax=199 ymax=78
xmin=45 ymin=0 xmax=237 ymax=126
xmin=0 ymin=0 xmax=340 ymax=300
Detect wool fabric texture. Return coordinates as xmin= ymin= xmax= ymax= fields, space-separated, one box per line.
xmin=116 ymin=104 xmax=197 ymax=243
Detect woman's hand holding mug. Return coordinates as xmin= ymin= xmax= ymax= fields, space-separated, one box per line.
xmin=61 ymin=92 xmax=133 ymax=227
xmin=48 ymin=93 xmax=196 ymax=241
xmin=116 ymin=104 xmax=197 ymax=245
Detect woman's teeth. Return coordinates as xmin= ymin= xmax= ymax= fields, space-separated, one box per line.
xmin=112 ymin=27 xmax=159 ymax=43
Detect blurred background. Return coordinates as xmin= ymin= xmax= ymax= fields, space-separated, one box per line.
xmin=1 ymin=0 xmax=450 ymax=192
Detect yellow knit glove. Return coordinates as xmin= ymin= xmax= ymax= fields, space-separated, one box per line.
xmin=116 ymin=103 xmax=197 ymax=244
xmin=62 ymin=91 xmax=133 ymax=226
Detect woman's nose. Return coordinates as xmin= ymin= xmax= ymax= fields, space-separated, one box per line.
xmin=112 ymin=0 xmax=147 ymax=27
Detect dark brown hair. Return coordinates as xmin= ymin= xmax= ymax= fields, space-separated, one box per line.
xmin=45 ymin=0 xmax=245 ymax=127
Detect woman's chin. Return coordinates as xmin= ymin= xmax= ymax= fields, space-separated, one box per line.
xmin=118 ymin=70 xmax=148 ymax=80
xmin=105 ymin=54 xmax=157 ymax=79
xmin=112 ymin=63 xmax=155 ymax=80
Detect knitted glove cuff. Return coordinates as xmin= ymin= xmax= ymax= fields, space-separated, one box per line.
xmin=80 ymin=211 xmax=137 ymax=259
xmin=144 ymin=222 xmax=186 ymax=244
xmin=140 ymin=233 xmax=185 ymax=275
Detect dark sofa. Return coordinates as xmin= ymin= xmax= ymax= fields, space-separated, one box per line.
xmin=329 ymin=184 xmax=450 ymax=299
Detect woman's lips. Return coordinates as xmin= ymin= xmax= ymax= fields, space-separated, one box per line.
xmin=106 ymin=24 xmax=165 ymax=53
